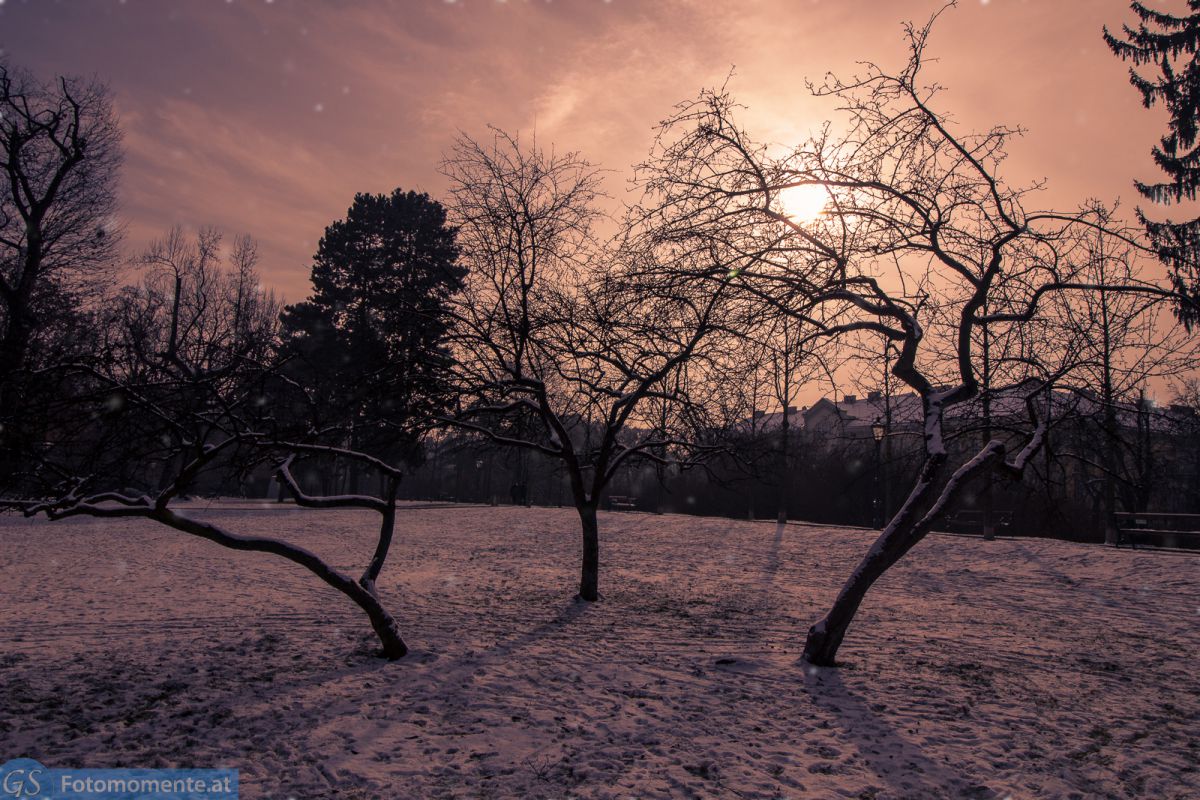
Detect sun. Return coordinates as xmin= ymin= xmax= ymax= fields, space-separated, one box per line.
xmin=777 ymin=184 xmax=829 ymax=223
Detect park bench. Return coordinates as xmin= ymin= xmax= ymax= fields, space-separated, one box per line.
xmin=944 ymin=509 xmax=1013 ymax=536
xmin=1113 ymin=512 xmax=1200 ymax=550
xmin=608 ymin=495 xmax=638 ymax=511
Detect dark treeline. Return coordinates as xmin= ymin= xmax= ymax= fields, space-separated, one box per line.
xmin=4 ymin=5 xmax=1200 ymax=666
xmin=333 ymin=387 xmax=1200 ymax=545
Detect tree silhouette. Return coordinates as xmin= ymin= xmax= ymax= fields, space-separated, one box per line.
xmin=2 ymin=205 xmax=466 ymax=661
xmin=443 ymin=130 xmax=739 ymax=602
xmin=643 ymin=10 xmax=1181 ymax=666
xmin=265 ymin=190 xmax=464 ymax=620
xmin=1105 ymin=2 xmax=1200 ymax=326
xmin=278 ymin=189 xmax=464 ymax=488
xmin=0 ymin=229 xmax=431 ymax=659
xmin=0 ymin=64 xmax=121 ymax=482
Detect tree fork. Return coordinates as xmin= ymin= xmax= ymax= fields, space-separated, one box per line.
xmin=360 ymin=477 xmax=399 ymax=598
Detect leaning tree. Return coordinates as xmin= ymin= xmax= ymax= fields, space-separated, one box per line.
xmin=2 ymin=207 xmax=463 ymax=661
xmin=0 ymin=229 xmax=427 ymax=658
xmin=638 ymin=9 xmax=1183 ymax=666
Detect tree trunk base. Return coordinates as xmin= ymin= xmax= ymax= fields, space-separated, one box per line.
xmin=801 ymin=621 xmax=841 ymax=667
xmin=577 ymin=503 xmax=600 ymax=604
xmin=368 ymin=613 xmax=408 ymax=660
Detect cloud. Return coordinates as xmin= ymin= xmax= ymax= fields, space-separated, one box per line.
xmin=0 ymin=0 xmax=1171 ymax=298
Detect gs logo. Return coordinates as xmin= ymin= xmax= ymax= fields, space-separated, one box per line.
xmin=0 ymin=760 xmax=45 ymax=798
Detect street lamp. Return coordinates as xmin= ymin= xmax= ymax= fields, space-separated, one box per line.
xmin=871 ymin=420 xmax=885 ymax=529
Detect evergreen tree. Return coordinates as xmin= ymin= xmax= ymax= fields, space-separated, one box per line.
xmin=278 ymin=190 xmax=464 ymax=473
xmin=1105 ymin=2 xmax=1200 ymax=327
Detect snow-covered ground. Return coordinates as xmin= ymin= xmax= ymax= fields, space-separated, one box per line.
xmin=1 ymin=503 xmax=1197 ymax=799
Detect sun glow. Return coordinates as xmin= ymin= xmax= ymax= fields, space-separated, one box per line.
xmin=777 ymin=184 xmax=828 ymax=223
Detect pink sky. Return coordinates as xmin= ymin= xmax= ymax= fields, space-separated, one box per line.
xmin=0 ymin=0 xmax=1177 ymax=301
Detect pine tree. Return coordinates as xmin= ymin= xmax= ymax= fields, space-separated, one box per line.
xmin=278 ymin=190 xmax=464 ymax=471
xmin=1105 ymin=1 xmax=1200 ymax=326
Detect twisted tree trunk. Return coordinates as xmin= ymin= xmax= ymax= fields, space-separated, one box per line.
xmin=802 ymin=455 xmax=946 ymax=665
xmin=803 ymin=439 xmax=1013 ymax=667
xmin=151 ymin=507 xmax=408 ymax=659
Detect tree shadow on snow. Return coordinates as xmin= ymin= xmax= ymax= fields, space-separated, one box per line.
xmin=765 ymin=521 xmax=784 ymax=583
xmin=801 ymin=666 xmax=999 ymax=800
xmin=409 ymin=597 xmax=590 ymax=678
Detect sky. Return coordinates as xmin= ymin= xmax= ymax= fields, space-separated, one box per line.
xmin=0 ymin=0 xmax=1180 ymax=302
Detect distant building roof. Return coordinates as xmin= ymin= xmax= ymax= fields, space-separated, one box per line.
xmin=754 ymin=407 xmax=805 ymax=433
xmin=799 ymin=385 xmax=1196 ymax=437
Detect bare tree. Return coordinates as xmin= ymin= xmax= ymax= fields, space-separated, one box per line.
xmin=760 ymin=315 xmax=832 ymax=523
xmin=2 ymin=227 xmax=414 ymax=660
xmin=1166 ymin=378 xmax=1200 ymax=511
xmin=443 ymin=130 xmax=739 ymax=602
xmin=0 ymin=63 xmax=121 ymax=478
xmin=1045 ymin=226 xmax=1197 ymax=536
xmin=637 ymin=9 xmax=1182 ymax=666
